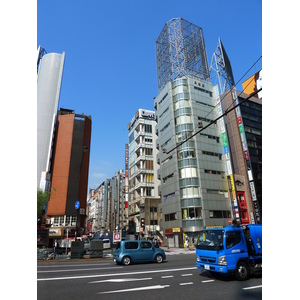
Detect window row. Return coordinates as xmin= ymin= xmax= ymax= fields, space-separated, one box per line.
xmin=160 ymin=122 xmax=170 ymax=133
xmin=165 ymin=212 xmax=177 ymax=221
xmin=182 ymin=207 xmax=202 ymax=219
xmin=180 ymin=186 xmax=200 ymax=198
xmin=204 ymin=169 xmax=225 ymax=176
xmin=179 ymin=167 xmax=198 ymax=179
xmin=173 ymin=92 xmax=190 ymax=102
xmin=173 ymin=99 xmax=190 ymax=111
xmin=53 ymin=215 xmax=76 ymax=226
xmin=209 ymin=210 xmax=231 ymax=218
xmin=202 ymin=150 xmax=222 ymax=160
xmin=193 ymin=86 xmax=213 ymax=97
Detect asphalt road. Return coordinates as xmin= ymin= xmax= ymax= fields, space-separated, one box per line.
xmin=37 ymin=251 xmax=262 ymax=300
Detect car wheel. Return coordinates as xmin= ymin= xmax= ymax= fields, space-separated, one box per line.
xmin=155 ymin=254 xmax=163 ymax=263
xmin=122 ymin=256 xmax=131 ymax=266
xmin=235 ymin=261 xmax=249 ymax=281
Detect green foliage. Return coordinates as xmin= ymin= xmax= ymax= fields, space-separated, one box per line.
xmin=37 ymin=189 xmax=50 ymax=220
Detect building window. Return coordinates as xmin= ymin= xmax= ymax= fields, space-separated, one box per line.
xmin=182 ymin=207 xmax=202 ymax=219
xmin=209 ymin=210 xmax=231 ymax=218
xmin=145 ymin=124 xmax=152 ymax=133
xmin=145 ymin=160 xmax=153 ymax=170
xmin=165 ymin=212 xmax=177 ymax=221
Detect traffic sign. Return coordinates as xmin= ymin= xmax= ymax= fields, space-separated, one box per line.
xmin=113 ymin=231 xmax=121 ymax=243
xmin=75 ymin=200 xmax=80 ymax=210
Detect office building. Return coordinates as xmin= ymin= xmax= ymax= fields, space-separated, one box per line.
xmin=221 ymin=82 xmax=262 ymax=224
xmin=87 ymin=179 xmax=111 ymax=235
xmin=128 ymin=109 xmax=161 ymax=238
xmin=37 ymin=48 xmax=65 ymax=191
xmin=155 ymin=18 xmax=232 ymax=248
xmin=111 ymin=170 xmax=126 ymax=232
xmin=46 ymin=108 xmax=91 ymax=244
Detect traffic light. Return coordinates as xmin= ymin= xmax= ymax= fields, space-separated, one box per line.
xmin=141 ymin=218 xmax=145 ymax=229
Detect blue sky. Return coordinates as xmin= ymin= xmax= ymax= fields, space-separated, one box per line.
xmin=37 ymin=0 xmax=262 ymax=191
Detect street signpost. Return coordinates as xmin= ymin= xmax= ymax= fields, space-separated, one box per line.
xmin=75 ymin=200 xmax=80 ymax=210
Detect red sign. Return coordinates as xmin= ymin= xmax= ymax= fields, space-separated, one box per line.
xmin=244 ymin=150 xmax=249 ymax=161
xmin=238 ymin=116 xmax=242 ymax=124
xmin=113 ymin=231 xmax=121 ymax=242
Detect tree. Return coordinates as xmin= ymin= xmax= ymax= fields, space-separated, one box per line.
xmin=37 ymin=189 xmax=50 ymax=221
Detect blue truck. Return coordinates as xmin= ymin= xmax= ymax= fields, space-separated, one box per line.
xmin=196 ymin=224 xmax=262 ymax=280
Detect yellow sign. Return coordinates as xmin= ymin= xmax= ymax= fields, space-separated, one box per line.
xmin=230 ymin=174 xmax=235 ymax=191
xmin=172 ymin=228 xmax=181 ymax=233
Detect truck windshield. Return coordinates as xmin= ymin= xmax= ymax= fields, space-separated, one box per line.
xmin=196 ymin=230 xmax=224 ymax=250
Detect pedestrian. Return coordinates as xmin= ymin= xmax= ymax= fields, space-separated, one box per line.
xmin=185 ymin=239 xmax=189 ymax=251
xmin=53 ymin=239 xmax=57 ymax=259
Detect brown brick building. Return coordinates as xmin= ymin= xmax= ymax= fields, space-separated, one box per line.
xmin=47 ymin=108 xmax=91 ymax=243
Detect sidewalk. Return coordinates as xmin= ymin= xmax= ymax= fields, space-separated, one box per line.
xmin=160 ymin=246 xmax=195 ymax=253
xmin=37 ymin=246 xmax=195 ymax=262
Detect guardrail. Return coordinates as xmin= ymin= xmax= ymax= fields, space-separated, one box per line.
xmin=37 ymin=248 xmax=115 ymax=260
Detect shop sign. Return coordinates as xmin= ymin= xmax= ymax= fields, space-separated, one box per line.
xmin=250 ymin=182 xmax=257 ymax=201
xmin=165 ymin=228 xmax=173 ymax=235
xmin=230 ymin=174 xmax=235 ymax=191
xmin=222 ymin=132 xmax=228 ymax=146
xmin=239 ymin=124 xmax=244 ymax=133
xmin=172 ymin=228 xmax=181 ymax=233
xmin=49 ymin=228 xmax=63 ymax=237
xmin=227 ymin=160 xmax=232 ymax=175
xmin=244 ymin=150 xmax=249 ymax=161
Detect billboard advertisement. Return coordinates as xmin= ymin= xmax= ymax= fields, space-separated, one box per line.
xmin=242 ymin=70 xmax=262 ymax=99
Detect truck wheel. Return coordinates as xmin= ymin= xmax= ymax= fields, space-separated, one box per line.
xmin=122 ymin=256 xmax=131 ymax=266
xmin=235 ymin=261 xmax=249 ymax=281
xmin=155 ymin=254 xmax=163 ymax=263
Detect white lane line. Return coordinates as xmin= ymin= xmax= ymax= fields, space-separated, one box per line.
xmin=89 ymin=278 xmax=152 ymax=284
xmin=37 ymin=267 xmax=121 ymax=273
xmin=37 ymin=263 xmax=110 ymax=268
xmin=179 ymin=282 xmax=193 ymax=286
xmin=181 ymin=274 xmax=193 ymax=276
xmin=37 ymin=266 xmax=197 ymax=281
xmin=202 ymin=280 xmax=215 ymax=283
xmin=161 ymin=275 xmax=174 ymax=279
xmin=243 ymin=285 xmax=262 ymax=290
xmin=98 ymin=285 xmax=170 ymax=294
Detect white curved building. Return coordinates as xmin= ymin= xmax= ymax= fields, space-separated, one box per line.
xmin=37 ymin=50 xmax=65 ymax=190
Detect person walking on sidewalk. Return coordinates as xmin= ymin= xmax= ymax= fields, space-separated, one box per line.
xmin=53 ymin=239 xmax=57 ymax=259
xmin=185 ymin=238 xmax=189 ymax=251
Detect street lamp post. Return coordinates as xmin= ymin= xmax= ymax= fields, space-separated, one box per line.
xmin=76 ymin=145 xmax=89 ymax=240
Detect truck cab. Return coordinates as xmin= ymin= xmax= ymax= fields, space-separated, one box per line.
xmin=196 ymin=225 xmax=262 ymax=280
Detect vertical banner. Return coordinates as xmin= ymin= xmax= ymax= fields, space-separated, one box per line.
xmin=125 ymin=144 xmax=129 ymax=219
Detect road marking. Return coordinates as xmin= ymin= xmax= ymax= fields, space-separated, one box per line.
xmin=181 ymin=274 xmax=193 ymax=276
xmin=243 ymin=285 xmax=262 ymax=290
xmin=98 ymin=285 xmax=170 ymax=294
xmin=180 ymin=282 xmax=194 ymax=286
xmin=37 ymin=267 xmax=197 ymax=281
xmin=161 ymin=275 xmax=173 ymax=279
xmin=202 ymin=280 xmax=215 ymax=283
xmin=89 ymin=278 xmax=152 ymax=284
xmin=37 ymin=267 xmax=121 ymax=273
xmin=37 ymin=263 xmax=110 ymax=268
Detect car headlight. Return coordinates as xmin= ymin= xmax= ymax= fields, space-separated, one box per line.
xmin=217 ymin=255 xmax=227 ymax=266
xmin=196 ymin=257 xmax=200 ymax=262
